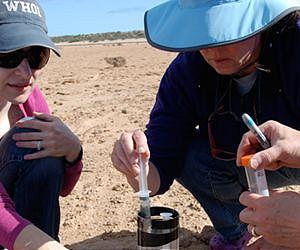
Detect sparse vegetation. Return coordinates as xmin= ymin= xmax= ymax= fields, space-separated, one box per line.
xmin=52 ymin=30 xmax=145 ymax=44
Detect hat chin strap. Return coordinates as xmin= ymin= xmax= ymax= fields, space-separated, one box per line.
xmin=232 ymin=34 xmax=270 ymax=77
xmin=232 ymin=51 xmax=271 ymax=77
xmin=255 ymin=63 xmax=271 ymax=73
xmin=231 ymin=56 xmax=259 ymax=78
xmin=232 ymin=60 xmax=271 ymax=79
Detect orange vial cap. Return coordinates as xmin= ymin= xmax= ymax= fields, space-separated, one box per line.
xmin=241 ymin=154 xmax=255 ymax=167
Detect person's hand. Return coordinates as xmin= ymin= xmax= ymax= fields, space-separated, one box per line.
xmin=237 ymin=120 xmax=300 ymax=170
xmin=13 ymin=112 xmax=81 ymax=162
xmin=239 ymin=190 xmax=300 ymax=248
xmin=111 ymin=130 xmax=150 ymax=178
xmin=245 ymin=237 xmax=296 ymax=250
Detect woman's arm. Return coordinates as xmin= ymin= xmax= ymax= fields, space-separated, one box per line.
xmin=0 ymin=183 xmax=68 ymax=250
xmin=14 ymin=224 xmax=68 ymax=250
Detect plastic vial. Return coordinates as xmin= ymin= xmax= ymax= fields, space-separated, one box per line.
xmin=241 ymin=155 xmax=269 ymax=197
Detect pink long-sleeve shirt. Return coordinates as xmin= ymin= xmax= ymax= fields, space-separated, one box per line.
xmin=0 ymin=183 xmax=30 ymax=250
xmin=0 ymin=85 xmax=83 ymax=249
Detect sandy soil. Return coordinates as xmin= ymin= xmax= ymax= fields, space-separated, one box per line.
xmin=38 ymin=42 xmax=219 ymax=250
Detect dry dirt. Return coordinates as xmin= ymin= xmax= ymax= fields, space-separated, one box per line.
xmin=39 ymin=41 xmax=225 ymax=250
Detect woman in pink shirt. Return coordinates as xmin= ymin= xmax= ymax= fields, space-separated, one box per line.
xmin=0 ymin=183 xmax=68 ymax=250
xmin=0 ymin=0 xmax=83 ymax=249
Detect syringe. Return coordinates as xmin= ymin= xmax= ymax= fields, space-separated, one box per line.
xmin=241 ymin=113 xmax=269 ymax=196
xmin=138 ymin=147 xmax=151 ymax=219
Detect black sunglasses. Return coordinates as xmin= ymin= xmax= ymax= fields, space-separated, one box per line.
xmin=0 ymin=46 xmax=50 ymax=69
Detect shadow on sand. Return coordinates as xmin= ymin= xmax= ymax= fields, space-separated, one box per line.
xmin=66 ymin=225 xmax=215 ymax=250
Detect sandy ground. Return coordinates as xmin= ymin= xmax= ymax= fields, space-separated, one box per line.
xmin=38 ymin=42 xmax=220 ymax=250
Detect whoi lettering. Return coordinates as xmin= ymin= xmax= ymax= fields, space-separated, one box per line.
xmin=2 ymin=1 xmax=42 ymax=17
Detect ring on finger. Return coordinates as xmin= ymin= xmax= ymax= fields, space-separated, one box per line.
xmin=251 ymin=225 xmax=261 ymax=237
xmin=36 ymin=141 xmax=43 ymax=151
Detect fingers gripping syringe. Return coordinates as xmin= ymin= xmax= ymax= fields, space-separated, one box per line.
xmin=138 ymin=147 xmax=151 ymax=219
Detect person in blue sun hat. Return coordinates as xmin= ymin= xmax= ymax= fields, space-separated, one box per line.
xmin=111 ymin=0 xmax=300 ymax=249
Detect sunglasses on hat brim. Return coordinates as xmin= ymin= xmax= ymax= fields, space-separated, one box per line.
xmin=0 ymin=46 xmax=50 ymax=69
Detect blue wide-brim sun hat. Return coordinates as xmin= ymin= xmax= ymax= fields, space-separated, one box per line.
xmin=144 ymin=0 xmax=300 ymax=52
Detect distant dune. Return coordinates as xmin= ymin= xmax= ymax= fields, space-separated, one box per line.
xmin=56 ymin=38 xmax=147 ymax=47
xmin=52 ymin=30 xmax=145 ymax=44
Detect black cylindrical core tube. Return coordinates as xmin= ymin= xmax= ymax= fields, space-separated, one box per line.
xmin=137 ymin=206 xmax=179 ymax=249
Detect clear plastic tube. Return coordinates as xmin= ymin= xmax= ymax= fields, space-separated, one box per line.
xmin=242 ymin=155 xmax=269 ymax=197
xmin=138 ymin=149 xmax=151 ymax=219
xmin=244 ymin=167 xmax=269 ymax=196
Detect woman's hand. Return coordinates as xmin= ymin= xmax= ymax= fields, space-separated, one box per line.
xmin=239 ymin=190 xmax=300 ymax=248
xmin=237 ymin=120 xmax=300 ymax=170
xmin=12 ymin=112 xmax=81 ymax=162
xmin=111 ymin=130 xmax=160 ymax=195
xmin=245 ymin=237 xmax=296 ymax=250
xmin=111 ymin=130 xmax=150 ymax=178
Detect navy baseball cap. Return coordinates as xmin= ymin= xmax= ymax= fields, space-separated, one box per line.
xmin=0 ymin=0 xmax=60 ymax=55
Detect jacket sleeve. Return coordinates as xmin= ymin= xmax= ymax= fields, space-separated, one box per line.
xmin=60 ymin=161 xmax=83 ymax=197
xmin=22 ymin=85 xmax=83 ymax=196
xmin=145 ymin=54 xmax=203 ymax=195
